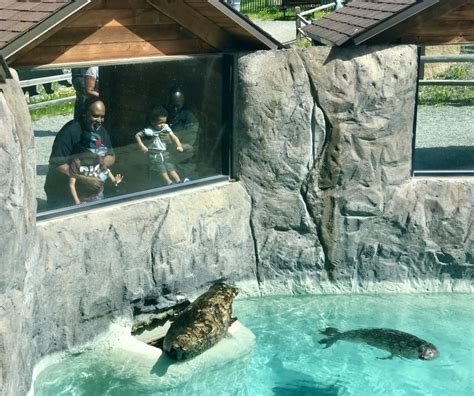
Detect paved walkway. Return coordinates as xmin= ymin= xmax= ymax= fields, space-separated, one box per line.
xmin=252 ymin=20 xmax=297 ymax=44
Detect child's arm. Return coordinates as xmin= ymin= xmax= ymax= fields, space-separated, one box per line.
xmin=69 ymin=177 xmax=81 ymax=205
xmin=108 ymin=171 xmax=123 ymax=186
xmin=169 ymin=132 xmax=183 ymax=152
xmin=135 ymin=133 xmax=148 ymax=153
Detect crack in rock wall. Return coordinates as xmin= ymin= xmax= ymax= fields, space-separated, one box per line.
xmin=235 ymin=45 xmax=473 ymax=294
xmin=235 ymin=49 xmax=326 ymax=294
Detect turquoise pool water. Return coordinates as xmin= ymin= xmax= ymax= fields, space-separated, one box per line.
xmin=34 ymin=293 xmax=473 ymax=395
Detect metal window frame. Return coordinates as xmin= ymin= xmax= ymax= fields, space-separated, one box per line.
xmin=37 ymin=175 xmax=230 ymax=222
xmin=412 ymin=46 xmax=474 ymax=178
xmin=36 ymin=53 xmax=235 ymax=220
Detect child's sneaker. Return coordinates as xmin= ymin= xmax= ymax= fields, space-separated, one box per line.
xmin=183 ymin=178 xmax=190 ymax=183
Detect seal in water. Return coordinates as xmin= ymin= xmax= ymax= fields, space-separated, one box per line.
xmin=163 ymin=282 xmax=239 ymax=360
xmin=319 ymin=327 xmax=439 ymax=360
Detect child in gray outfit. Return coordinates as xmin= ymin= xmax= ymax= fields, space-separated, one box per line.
xmin=135 ymin=106 xmax=185 ymax=186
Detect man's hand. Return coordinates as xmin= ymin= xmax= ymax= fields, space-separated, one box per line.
xmin=77 ymin=175 xmax=104 ymax=194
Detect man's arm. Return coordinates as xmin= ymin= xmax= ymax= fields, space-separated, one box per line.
xmin=85 ymin=75 xmax=99 ymax=97
xmin=169 ymin=132 xmax=183 ymax=152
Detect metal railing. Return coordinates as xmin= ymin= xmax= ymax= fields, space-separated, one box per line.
xmin=20 ymin=73 xmax=75 ymax=110
xmin=296 ymin=2 xmax=336 ymax=39
xmin=239 ymin=0 xmax=325 ymax=14
xmin=414 ymin=51 xmax=474 ymax=177
xmin=240 ymin=0 xmax=281 ymax=14
xmin=419 ymin=54 xmax=474 ymax=87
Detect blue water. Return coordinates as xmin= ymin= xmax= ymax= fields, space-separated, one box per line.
xmin=34 ymin=293 xmax=474 ymax=395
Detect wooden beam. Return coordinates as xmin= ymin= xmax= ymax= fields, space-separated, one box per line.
xmin=0 ymin=56 xmax=12 ymax=83
xmin=208 ymin=0 xmax=281 ymax=50
xmin=146 ymin=0 xmax=236 ymax=50
xmin=40 ymin=24 xmax=189 ymax=47
xmin=12 ymin=39 xmax=214 ymax=66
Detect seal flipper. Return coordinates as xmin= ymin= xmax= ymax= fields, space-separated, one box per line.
xmin=318 ymin=327 xmax=341 ymax=349
xmin=319 ymin=337 xmax=338 ymax=349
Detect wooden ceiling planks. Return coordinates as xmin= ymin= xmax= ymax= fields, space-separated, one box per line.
xmin=14 ymin=38 xmax=213 ymax=66
xmin=184 ymin=0 xmax=265 ymax=47
xmin=147 ymin=0 xmax=237 ymax=50
xmin=6 ymin=0 xmax=279 ymax=67
xmin=11 ymin=0 xmax=216 ymax=67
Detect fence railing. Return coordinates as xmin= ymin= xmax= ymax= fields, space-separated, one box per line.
xmin=296 ymin=2 xmax=336 ymax=38
xmin=419 ymin=54 xmax=474 ymax=86
xmin=20 ymin=73 xmax=75 ymax=110
xmin=240 ymin=0 xmax=326 ymax=14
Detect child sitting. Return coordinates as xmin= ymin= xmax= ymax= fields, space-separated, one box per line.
xmin=68 ymin=140 xmax=123 ymax=205
xmin=135 ymin=105 xmax=186 ymax=186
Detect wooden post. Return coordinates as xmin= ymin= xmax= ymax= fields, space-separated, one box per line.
xmin=295 ymin=6 xmax=301 ymax=39
xmin=0 ymin=56 xmax=12 ymax=83
xmin=419 ymin=46 xmax=425 ymax=80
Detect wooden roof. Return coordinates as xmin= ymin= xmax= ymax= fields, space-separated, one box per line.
xmin=303 ymin=0 xmax=474 ymax=46
xmin=0 ymin=0 xmax=282 ymax=68
xmin=0 ymin=0 xmax=76 ymax=55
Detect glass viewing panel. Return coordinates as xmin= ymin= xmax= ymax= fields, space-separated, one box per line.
xmin=413 ymin=45 xmax=474 ymax=176
xmin=28 ymin=55 xmax=229 ymax=214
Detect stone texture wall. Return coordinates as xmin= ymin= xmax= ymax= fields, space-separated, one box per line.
xmin=0 ymin=45 xmax=472 ymax=395
xmin=0 ymin=73 xmax=256 ymax=393
xmin=0 ymin=75 xmax=37 ymax=396
xmin=235 ymin=45 xmax=473 ymax=294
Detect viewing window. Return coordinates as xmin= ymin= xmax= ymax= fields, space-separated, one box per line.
xmin=413 ymin=45 xmax=474 ymax=176
xmin=25 ymin=55 xmax=232 ymax=217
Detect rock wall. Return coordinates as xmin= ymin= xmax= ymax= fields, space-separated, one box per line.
xmin=0 ymin=72 xmax=257 ymax=395
xmin=0 ymin=74 xmax=37 ymax=396
xmin=235 ymin=45 xmax=473 ymax=294
xmin=0 ymin=45 xmax=473 ymax=395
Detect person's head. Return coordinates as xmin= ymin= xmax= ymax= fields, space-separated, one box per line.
xmin=169 ymin=89 xmax=185 ymax=113
xmin=83 ymin=97 xmax=106 ymax=132
xmin=149 ymin=105 xmax=168 ymax=129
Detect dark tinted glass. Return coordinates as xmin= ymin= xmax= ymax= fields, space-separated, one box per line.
xmin=413 ymin=45 xmax=474 ymax=176
xmin=28 ymin=55 xmax=229 ymax=214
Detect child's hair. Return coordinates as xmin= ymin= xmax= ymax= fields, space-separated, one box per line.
xmin=149 ymin=105 xmax=168 ymax=123
xmin=69 ymin=146 xmax=105 ymax=177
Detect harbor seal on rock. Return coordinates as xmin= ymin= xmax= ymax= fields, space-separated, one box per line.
xmin=319 ymin=327 xmax=439 ymax=360
xmin=163 ymin=282 xmax=239 ymax=360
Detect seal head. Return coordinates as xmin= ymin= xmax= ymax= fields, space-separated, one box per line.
xmin=418 ymin=343 xmax=439 ymax=360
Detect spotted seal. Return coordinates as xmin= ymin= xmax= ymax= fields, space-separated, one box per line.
xmin=163 ymin=282 xmax=239 ymax=360
xmin=319 ymin=327 xmax=439 ymax=360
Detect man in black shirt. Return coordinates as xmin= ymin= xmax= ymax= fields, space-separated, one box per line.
xmin=44 ymin=97 xmax=114 ymax=209
xmin=166 ymin=88 xmax=199 ymax=179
